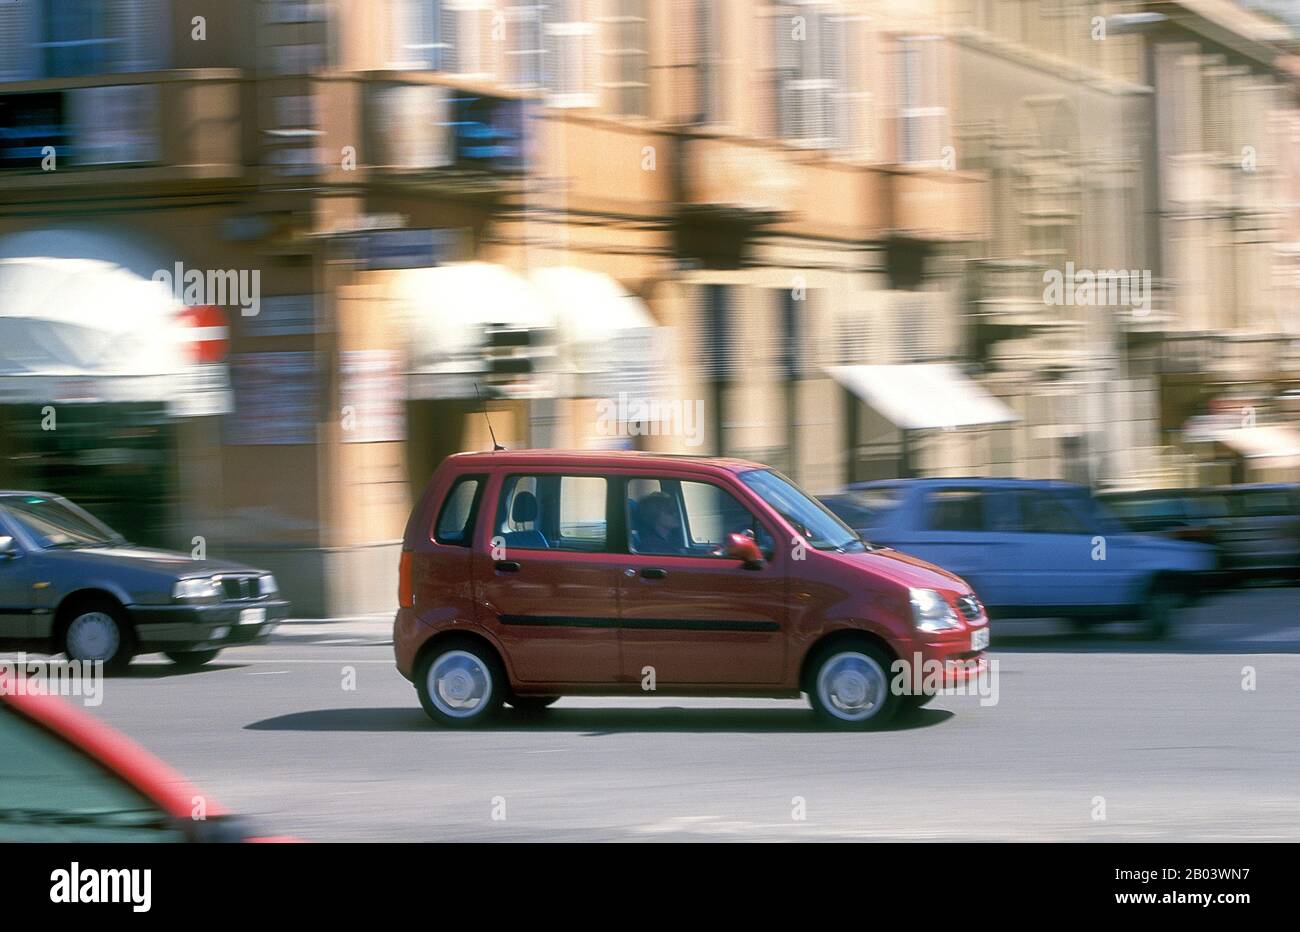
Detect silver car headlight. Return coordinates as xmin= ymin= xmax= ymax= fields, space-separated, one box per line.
xmin=173 ymin=577 xmax=222 ymax=603
xmin=909 ymin=588 xmax=962 ymax=633
xmin=260 ymin=574 xmax=279 ymax=596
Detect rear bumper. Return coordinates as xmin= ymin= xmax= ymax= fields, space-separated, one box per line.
xmin=129 ymin=600 xmax=291 ymax=652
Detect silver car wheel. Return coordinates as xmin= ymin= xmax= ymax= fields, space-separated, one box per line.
xmin=816 ymin=651 xmax=887 ymax=722
xmin=66 ymin=611 xmax=121 ymax=662
xmin=428 ymin=650 xmax=493 ymax=719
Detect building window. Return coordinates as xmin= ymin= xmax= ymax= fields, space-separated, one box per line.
xmin=501 ymin=2 xmax=596 ymax=106
xmin=773 ymin=1 xmax=845 ymax=149
xmin=392 ymin=0 xmax=491 ymax=76
xmin=15 ymin=0 xmax=166 ymax=78
xmin=897 ymin=35 xmax=948 ymax=165
xmin=600 ymin=0 xmax=648 ymax=117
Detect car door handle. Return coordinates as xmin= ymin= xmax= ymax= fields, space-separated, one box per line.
xmin=640 ymin=568 xmax=668 ymax=580
xmin=495 ymin=561 xmax=521 ymax=573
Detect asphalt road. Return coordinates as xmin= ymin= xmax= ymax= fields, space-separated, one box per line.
xmin=19 ymin=585 xmax=1300 ymax=841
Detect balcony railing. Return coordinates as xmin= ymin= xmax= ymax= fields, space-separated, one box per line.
xmin=0 ymin=70 xmax=243 ymax=185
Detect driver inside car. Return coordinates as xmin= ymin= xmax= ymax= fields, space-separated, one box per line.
xmin=634 ymin=491 xmax=687 ymax=555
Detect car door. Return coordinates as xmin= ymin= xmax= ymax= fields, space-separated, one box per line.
xmin=473 ymin=471 xmax=623 ymax=685
xmin=616 ymin=475 xmax=787 ymax=686
xmin=1000 ymin=487 xmax=1110 ymax=609
xmin=893 ymin=486 xmax=1019 ymax=608
xmin=0 ymin=512 xmax=48 ymax=640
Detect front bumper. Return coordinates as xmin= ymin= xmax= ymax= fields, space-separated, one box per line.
xmin=129 ymin=600 xmax=291 ymax=652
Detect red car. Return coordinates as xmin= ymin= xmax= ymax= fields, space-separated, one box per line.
xmin=395 ymin=451 xmax=989 ymax=729
xmin=0 ymin=671 xmax=288 ymax=842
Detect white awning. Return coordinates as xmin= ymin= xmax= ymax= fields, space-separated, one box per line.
xmin=1209 ymin=425 xmax=1300 ymax=462
xmin=529 ymin=266 xmax=664 ymax=396
xmin=826 ymin=363 xmax=1019 ymax=430
xmin=396 ymin=261 xmax=555 ymax=398
xmin=0 ymin=257 xmax=228 ymax=414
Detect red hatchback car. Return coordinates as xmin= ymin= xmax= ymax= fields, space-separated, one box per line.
xmin=394 ymin=451 xmax=989 ymax=729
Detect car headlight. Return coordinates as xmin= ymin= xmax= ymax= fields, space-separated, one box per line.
xmin=909 ymin=588 xmax=962 ymax=633
xmin=260 ymin=574 xmax=278 ymax=596
xmin=173 ymin=577 xmax=222 ymax=603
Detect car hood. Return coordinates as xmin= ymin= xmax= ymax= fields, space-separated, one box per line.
xmin=823 ymin=545 xmax=971 ymax=593
xmin=42 ymin=545 xmax=263 ymax=578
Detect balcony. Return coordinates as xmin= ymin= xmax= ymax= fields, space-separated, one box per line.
xmin=0 ymin=70 xmax=244 ymax=190
xmin=675 ymin=133 xmax=797 ymax=225
xmin=881 ymin=165 xmax=989 ymax=241
xmin=970 ymin=259 xmax=1079 ymax=331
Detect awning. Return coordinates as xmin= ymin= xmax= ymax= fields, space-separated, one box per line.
xmin=1207 ymin=425 xmax=1300 ymax=462
xmin=0 ymin=257 xmax=228 ymax=414
xmin=396 ymin=261 xmax=555 ymax=398
xmin=529 ymin=266 xmax=664 ymax=396
xmin=826 ymin=363 xmax=1019 ymax=430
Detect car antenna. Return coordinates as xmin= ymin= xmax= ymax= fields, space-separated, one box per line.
xmin=474 ymin=382 xmax=506 ymax=451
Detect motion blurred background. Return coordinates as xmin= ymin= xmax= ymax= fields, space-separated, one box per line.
xmin=1 ymin=0 xmax=1298 ymax=614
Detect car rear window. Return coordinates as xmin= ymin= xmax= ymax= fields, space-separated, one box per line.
xmin=434 ymin=475 xmax=484 ymax=546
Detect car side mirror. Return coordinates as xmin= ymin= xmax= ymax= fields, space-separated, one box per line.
xmin=0 ymin=536 xmax=15 ymax=559
xmin=724 ymin=533 xmax=764 ymax=569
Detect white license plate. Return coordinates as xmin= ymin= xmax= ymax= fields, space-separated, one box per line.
xmin=239 ymin=608 xmax=266 ymax=626
xmin=970 ymin=627 xmax=989 ymax=651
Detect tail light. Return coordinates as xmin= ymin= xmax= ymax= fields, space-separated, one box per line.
xmin=398 ymin=551 xmax=414 ymax=607
xmin=1171 ymin=526 xmax=1212 ymax=543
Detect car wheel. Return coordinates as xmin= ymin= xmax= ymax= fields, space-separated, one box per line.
xmin=509 ymin=695 xmax=560 ymax=714
xmin=62 ymin=600 xmax=134 ymax=673
xmin=1141 ymin=583 xmax=1182 ymax=640
xmin=164 ymin=649 xmax=222 ymax=669
xmin=416 ymin=641 xmax=504 ymax=727
xmin=808 ymin=642 xmax=899 ymax=729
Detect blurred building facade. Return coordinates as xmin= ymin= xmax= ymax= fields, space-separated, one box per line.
xmin=0 ymin=0 xmax=1296 ymax=613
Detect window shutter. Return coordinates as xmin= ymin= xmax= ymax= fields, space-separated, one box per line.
xmin=0 ymin=2 xmax=38 ymax=81
xmin=109 ymin=0 xmax=167 ymax=72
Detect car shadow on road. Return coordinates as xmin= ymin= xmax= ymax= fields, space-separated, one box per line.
xmin=118 ymin=663 xmax=249 ymax=679
xmin=244 ymin=706 xmax=955 ymax=734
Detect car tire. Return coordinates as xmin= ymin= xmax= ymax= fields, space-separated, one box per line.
xmin=807 ymin=640 xmax=899 ymax=729
xmin=509 ymin=695 xmax=560 ymax=714
xmin=164 ymin=649 xmax=222 ymax=669
xmin=61 ymin=598 xmax=134 ymax=673
xmin=416 ymin=640 xmax=505 ymax=728
xmin=1141 ymin=581 xmax=1182 ymax=640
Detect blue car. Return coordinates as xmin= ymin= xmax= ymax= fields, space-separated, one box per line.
xmin=820 ymin=478 xmax=1216 ymax=637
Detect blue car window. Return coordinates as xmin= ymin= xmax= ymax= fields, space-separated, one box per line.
xmin=924 ymin=490 xmax=987 ymax=532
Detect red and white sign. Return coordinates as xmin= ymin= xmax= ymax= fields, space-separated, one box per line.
xmin=177 ymin=304 xmax=230 ymax=365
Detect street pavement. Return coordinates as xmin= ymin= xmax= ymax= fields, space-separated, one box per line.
xmin=13 ymin=585 xmax=1300 ymax=841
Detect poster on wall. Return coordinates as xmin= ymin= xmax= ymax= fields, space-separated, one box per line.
xmin=340 ymin=350 xmax=405 ymax=443
xmin=225 ymin=352 xmax=319 ymax=445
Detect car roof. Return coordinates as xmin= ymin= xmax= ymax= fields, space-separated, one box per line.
xmin=849 ymin=477 xmax=1087 ymax=491
xmin=0 ymin=491 xmax=61 ymax=499
xmin=441 ymin=449 xmax=769 ymax=472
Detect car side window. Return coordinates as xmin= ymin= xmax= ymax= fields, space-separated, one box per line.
xmin=627 ymin=478 xmax=773 ymax=558
xmin=433 ymin=476 xmax=484 ymax=546
xmin=496 ymin=474 xmax=607 ymax=553
xmin=924 ymin=490 xmax=987 ymax=531
xmin=1015 ymin=491 xmax=1091 ymax=535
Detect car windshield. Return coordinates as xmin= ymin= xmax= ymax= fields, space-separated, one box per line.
xmin=739 ymin=469 xmax=866 ymax=552
xmin=0 ymin=496 xmax=121 ymax=550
